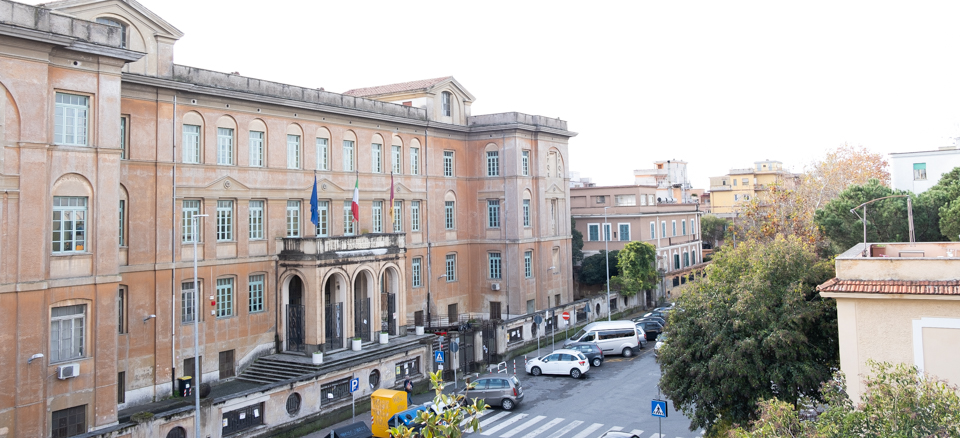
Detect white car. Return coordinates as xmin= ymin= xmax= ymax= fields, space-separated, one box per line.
xmin=525 ymin=349 xmax=590 ymax=379
xmin=655 ymin=334 xmax=667 ymax=357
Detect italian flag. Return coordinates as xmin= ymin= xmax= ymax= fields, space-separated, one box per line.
xmin=351 ymin=174 xmax=360 ymax=223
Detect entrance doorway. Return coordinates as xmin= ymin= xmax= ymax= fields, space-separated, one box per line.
xmin=286 ymin=275 xmax=305 ymax=352
xmin=324 ymin=274 xmax=344 ymax=350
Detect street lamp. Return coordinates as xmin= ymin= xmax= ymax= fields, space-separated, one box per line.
xmin=604 ymin=206 xmax=611 ymax=321
xmin=190 ymin=213 xmax=208 ymax=438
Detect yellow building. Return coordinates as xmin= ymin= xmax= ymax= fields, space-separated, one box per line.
xmin=707 ymin=160 xmax=794 ymax=217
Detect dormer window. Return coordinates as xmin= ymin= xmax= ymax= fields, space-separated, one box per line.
xmin=96 ymin=17 xmax=127 ymax=48
xmin=441 ymin=91 xmax=451 ymax=117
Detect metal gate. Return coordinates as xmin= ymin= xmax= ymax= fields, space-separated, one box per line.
xmin=387 ymin=293 xmax=397 ymax=335
xmin=481 ymin=321 xmax=499 ymax=364
xmin=325 ymin=303 xmax=343 ymax=351
xmin=286 ymin=304 xmax=305 ymax=352
xmin=354 ymin=297 xmax=371 ymax=341
xmin=458 ymin=327 xmax=476 ymax=373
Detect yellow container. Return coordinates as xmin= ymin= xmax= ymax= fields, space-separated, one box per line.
xmin=371 ymin=389 xmax=408 ymax=437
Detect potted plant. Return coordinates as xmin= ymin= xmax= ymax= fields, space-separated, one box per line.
xmin=351 ymin=336 xmax=362 ymax=351
xmin=379 ymin=331 xmax=389 ymax=344
xmin=312 ymin=350 xmax=323 ymax=365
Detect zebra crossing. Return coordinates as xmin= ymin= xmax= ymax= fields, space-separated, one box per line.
xmin=461 ymin=410 xmax=703 ymax=438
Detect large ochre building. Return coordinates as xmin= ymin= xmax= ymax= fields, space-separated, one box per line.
xmin=0 ymin=0 xmax=575 ymax=435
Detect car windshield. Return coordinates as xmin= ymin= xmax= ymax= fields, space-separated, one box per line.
xmin=571 ymin=329 xmax=587 ymax=340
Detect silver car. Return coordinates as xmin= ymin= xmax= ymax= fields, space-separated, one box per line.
xmin=460 ymin=374 xmax=524 ymax=411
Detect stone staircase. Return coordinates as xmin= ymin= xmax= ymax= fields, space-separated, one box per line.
xmin=238 ymin=356 xmax=320 ymax=385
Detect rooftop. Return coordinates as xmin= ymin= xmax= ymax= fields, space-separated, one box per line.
xmin=343 ymin=76 xmax=453 ymax=97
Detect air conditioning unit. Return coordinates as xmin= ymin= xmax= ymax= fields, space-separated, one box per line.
xmin=491 ymin=283 xmax=501 ymax=291
xmin=57 ymin=364 xmax=79 ymax=380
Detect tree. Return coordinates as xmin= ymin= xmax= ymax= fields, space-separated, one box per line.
xmin=577 ymin=250 xmax=619 ymax=285
xmin=729 ymin=361 xmax=960 ymax=437
xmin=657 ymin=235 xmax=837 ymax=435
xmin=389 ymin=371 xmax=488 ymax=438
xmin=928 ymin=167 xmax=960 ymax=240
xmin=804 ymin=143 xmax=890 ymax=210
xmin=700 ymin=215 xmax=729 ymax=248
xmin=610 ymin=241 xmax=657 ymax=297
xmin=571 ymin=218 xmax=584 ymax=265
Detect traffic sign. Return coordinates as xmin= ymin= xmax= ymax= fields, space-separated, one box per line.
xmin=561 ymin=311 xmax=570 ymax=321
xmin=434 ymin=351 xmax=445 ymax=363
xmin=450 ymin=341 xmax=459 ymax=353
xmin=533 ymin=314 xmax=543 ymax=324
xmin=651 ymin=399 xmax=668 ymax=418
xmin=349 ymin=378 xmax=360 ymax=393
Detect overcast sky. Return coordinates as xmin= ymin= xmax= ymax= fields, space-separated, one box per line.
xmin=43 ymin=0 xmax=960 ymax=188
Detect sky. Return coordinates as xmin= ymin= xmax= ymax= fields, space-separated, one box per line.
xmin=37 ymin=0 xmax=960 ymax=188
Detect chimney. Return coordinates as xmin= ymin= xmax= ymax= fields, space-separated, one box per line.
xmin=402 ymin=101 xmax=413 ymax=107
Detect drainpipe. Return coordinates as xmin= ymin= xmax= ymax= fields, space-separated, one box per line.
xmin=502 ymin=131 xmax=509 ymax=318
xmin=170 ymin=94 xmax=177 ymax=394
xmin=423 ymin=126 xmax=432 ymax=329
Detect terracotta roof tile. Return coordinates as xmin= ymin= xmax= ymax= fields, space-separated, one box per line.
xmin=342 ymin=76 xmax=453 ymax=97
xmin=817 ymin=278 xmax=960 ymax=295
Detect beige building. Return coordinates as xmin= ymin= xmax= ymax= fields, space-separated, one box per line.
xmin=0 ymin=0 xmax=574 ymax=436
xmin=571 ymin=184 xmax=703 ymax=305
xmin=708 ymin=159 xmax=795 ymax=217
xmin=818 ymin=242 xmax=960 ymax=404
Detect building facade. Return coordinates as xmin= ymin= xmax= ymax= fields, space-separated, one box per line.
xmin=0 ymin=0 xmax=574 ymax=436
xmin=890 ymin=146 xmax=960 ymax=194
xmin=633 ymin=159 xmax=698 ymax=204
xmin=818 ymin=242 xmax=960 ymax=404
xmin=708 ymin=159 xmax=794 ymax=217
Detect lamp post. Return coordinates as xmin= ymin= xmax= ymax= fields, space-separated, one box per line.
xmin=604 ymin=206 xmax=611 ymax=321
xmin=190 ymin=213 xmax=208 ymax=438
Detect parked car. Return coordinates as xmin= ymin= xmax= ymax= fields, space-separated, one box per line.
xmin=654 ymin=303 xmax=675 ymax=312
xmin=564 ymin=320 xmax=644 ymax=356
xmin=642 ymin=311 xmax=667 ymax=320
xmin=634 ymin=320 xmax=664 ymax=341
xmin=632 ymin=316 xmax=666 ymax=327
xmin=566 ymin=342 xmax=604 ymax=367
xmin=387 ymin=405 xmax=428 ymax=434
xmin=655 ymin=333 xmax=667 ymax=357
xmin=525 ymin=349 xmax=590 ymax=378
xmin=459 ymin=374 xmax=524 ymax=411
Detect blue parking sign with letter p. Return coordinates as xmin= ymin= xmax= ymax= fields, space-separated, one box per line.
xmin=651 ymin=399 xmax=668 ymax=418
xmin=434 ymin=351 xmax=444 ymax=363
xmin=349 ymin=377 xmax=360 ymax=393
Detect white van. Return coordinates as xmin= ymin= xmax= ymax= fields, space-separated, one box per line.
xmin=563 ymin=321 xmax=644 ymax=357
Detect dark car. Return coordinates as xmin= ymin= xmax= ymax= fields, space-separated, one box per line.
xmin=388 ymin=405 xmax=428 ymax=434
xmin=634 ymin=320 xmax=664 ymax=341
xmin=632 ymin=316 xmax=666 ymax=327
xmin=643 ymin=311 xmax=667 ymax=320
xmin=566 ymin=342 xmax=604 ymax=367
xmin=459 ymin=374 xmax=524 ymax=410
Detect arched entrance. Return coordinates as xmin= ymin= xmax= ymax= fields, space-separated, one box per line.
xmin=354 ymin=271 xmax=374 ymax=341
xmin=380 ymin=267 xmax=400 ymax=335
xmin=323 ymin=273 xmax=347 ymax=350
xmin=286 ymin=275 xmax=305 ymax=352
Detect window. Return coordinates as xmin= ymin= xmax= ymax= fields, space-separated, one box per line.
xmin=650 ymin=222 xmax=656 ymax=239
xmin=444 ymin=201 xmax=455 ymax=229
xmin=641 ymin=194 xmax=647 ymax=206
xmin=118 ymin=286 xmax=127 ymax=334
xmin=443 ymin=151 xmax=454 ymax=177
xmin=117 ymin=371 xmax=125 ymax=404
xmin=615 ymin=195 xmax=636 ymax=206
xmin=684 ymin=252 xmax=690 ymax=267
xmin=674 ymin=253 xmax=680 ymax=270
xmin=216 ymin=200 xmax=233 ymax=241
xmin=441 ymin=91 xmax=451 ymax=117
xmin=411 ymin=257 xmax=422 ymax=287
xmin=248 ymin=200 xmax=264 ymax=240
xmin=588 ymin=224 xmax=600 ymax=241
xmin=216 ymin=278 xmax=233 ymax=318
xmin=523 ymin=199 xmax=531 ymax=227
xmin=742 ymin=178 xmax=749 ymax=185
xmin=445 ymin=254 xmax=456 ymax=281
xmin=648 ymin=194 xmax=655 ymax=205
xmin=120 ymin=116 xmax=128 ymax=159
xmin=316 ymin=137 xmax=329 ymax=170
xmin=595 ymin=196 xmax=606 ymax=204
xmin=524 ymin=251 xmax=532 ymax=278
xmin=522 ymin=150 xmax=530 ymax=176
xmin=672 ymin=220 xmax=677 ymax=236
xmin=411 ymin=201 xmax=421 ymax=232
xmin=287 ymin=134 xmax=300 ymax=169
xmin=487 ymin=200 xmax=500 ymax=228
xmin=52 ymin=196 xmax=87 ymax=253
xmin=410 ymin=147 xmax=420 ymax=175
xmin=217 ymin=128 xmax=234 ymax=165
xmin=54 ymin=92 xmax=89 ymax=146
xmin=733 ymin=179 xmax=738 ymax=186
xmin=118 ymin=200 xmax=125 ymax=247
xmin=487 ymin=151 xmax=499 ymax=176
xmin=372 ymin=143 xmax=382 ymax=173
xmin=619 ymin=223 xmax=630 ymax=241
xmin=96 ymin=16 xmax=126 ymax=47
xmin=914 ymin=163 xmax=927 ymax=180
xmin=315 ymin=201 xmax=329 ymax=237
xmin=286 ymin=201 xmax=300 ymax=237
xmin=51 ymin=405 xmax=86 ymax=438
xmin=393 ymin=200 xmax=403 ymax=232
xmin=50 ymin=304 xmax=85 ymax=362
xmin=182 ymin=124 xmax=200 ymax=164
xmin=249 ymin=274 xmax=264 ymax=313
xmin=661 ymin=221 xmax=666 ymax=238
xmin=249 ymin=131 xmax=264 ymax=167
xmin=734 ymin=194 xmax=739 ymax=201
xmin=603 ymin=223 xmax=612 ymax=241
xmin=181 ymin=281 xmax=196 ymax=323
xmin=372 ymin=201 xmax=383 ymax=233
xmin=682 ymin=220 xmax=687 ymax=236
xmin=343 ymin=201 xmax=355 ymax=235
xmin=343 ymin=140 xmax=355 ymax=171
xmin=392 ymin=145 xmax=402 ymax=174
xmin=489 ymin=252 xmax=502 ymax=279
xmin=180 ymin=202 xmax=201 ymax=243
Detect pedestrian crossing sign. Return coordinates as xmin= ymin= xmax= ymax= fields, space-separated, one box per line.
xmin=435 ymin=351 xmax=445 ymax=363
xmin=651 ymin=399 xmax=668 ymax=418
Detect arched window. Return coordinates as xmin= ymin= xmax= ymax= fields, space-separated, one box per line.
xmin=287 ymin=124 xmax=303 ymax=169
xmin=181 ymin=112 xmax=204 ymax=164
xmin=216 ymin=116 xmax=237 ymax=166
xmin=316 ymin=127 xmax=331 ymax=170
xmin=441 ymin=92 xmax=452 ymax=117
xmin=96 ymin=17 xmax=127 ymax=48
xmin=248 ymin=119 xmax=267 ymax=167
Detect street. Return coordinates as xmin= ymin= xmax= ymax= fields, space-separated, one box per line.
xmin=461 ymin=344 xmax=703 ymax=438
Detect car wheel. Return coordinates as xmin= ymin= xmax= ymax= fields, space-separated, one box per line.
xmin=531 ymin=366 xmax=542 ymax=376
xmin=622 ymin=347 xmax=634 ymax=357
xmin=501 ymin=398 xmax=515 ymax=411
xmin=592 ymin=357 xmax=602 ymax=367
xmin=570 ymin=368 xmax=582 ymax=379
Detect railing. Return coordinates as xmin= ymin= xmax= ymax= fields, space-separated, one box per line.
xmin=278 ymin=233 xmax=405 ymax=256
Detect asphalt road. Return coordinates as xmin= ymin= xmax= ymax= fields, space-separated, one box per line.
xmin=463 ymin=344 xmax=704 ymax=438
